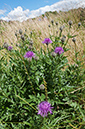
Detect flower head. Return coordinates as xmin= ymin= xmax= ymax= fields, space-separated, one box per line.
xmin=42 ymin=38 xmax=52 ymax=45
xmin=38 ymin=101 xmax=53 ymax=117
xmin=54 ymin=47 xmax=64 ymax=55
xmin=3 ymin=42 xmax=9 ymax=49
xmin=39 ymin=84 xmax=45 ymax=90
xmin=8 ymin=46 xmax=13 ymax=51
xmin=24 ymin=51 xmax=35 ymax=59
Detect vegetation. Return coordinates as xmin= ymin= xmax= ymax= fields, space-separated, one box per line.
xmin=0 ymin=8 xmax=85 ymax=129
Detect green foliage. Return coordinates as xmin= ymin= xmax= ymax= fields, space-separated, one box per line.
xmin=0 ymin=21 xmax=85 ymax=129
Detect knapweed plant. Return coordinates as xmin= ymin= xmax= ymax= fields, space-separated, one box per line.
xmin=0 ymin=21 xmax=85 ymax=129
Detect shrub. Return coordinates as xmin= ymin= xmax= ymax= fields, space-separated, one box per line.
xmin=0 ymin=21 xmax=85 ymax=129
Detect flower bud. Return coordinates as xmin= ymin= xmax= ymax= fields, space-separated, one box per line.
xmin=68 ymin=20 xmax=73 ymax=26
xmin=51 ymin=20 xmax=54 ymax=25
xmin=78 ymin=22 xmax=81 ymax=27
xmin=72 ymin=38 xmax=76 ymax=43
xmin=59 ymin=26 xmax=63 ymax=32
xmin=51 ymin=52 xmax=56 ymax=57
xmin=39 ymin=84 xmax=45 ymax=90
xmin=3 ymin=42 xmax=9 ymax=49
xmin=15 ymin=32 xmax=17 ymax=37
xmin=19 ymin=29 xmax=23 ymax=35
xmin=61 ymin=37 xmax=65 ymax=43
xmin=21 ymin=35 xmax=25 ymax=41
xmin=24 ymin=33 xmax=27 ymax=36
xmin=55 ymin=22 xmax=58 ymax=25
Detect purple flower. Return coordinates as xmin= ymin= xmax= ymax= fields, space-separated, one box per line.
xmin=8 ymin=46 xmax=13 ymax=51
xmin=38 ymin=101 xmax=53 ymax=117
xmin=24 ymin=51 xmax=35 ymax=59
xmin=54 ymin=47 xmax=64 ymax=55
xmin=42 ymin=38 xmax=52 ymax=45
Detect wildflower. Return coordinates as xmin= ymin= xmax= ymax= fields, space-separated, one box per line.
xmin=15 ymin=32 xmax=17 ymax=37
xmin=21 ymin=35 xmax=25 ymax=41
xmin=51 ymin=20 xmax=54 ymax=25
xmin=8 ymin=46 xmax=13 ymax=51
xmin=78 ymin=22 xmax=81 ymax=27
xmin=39 ymin=84 xmax=45 ymax=90
xmin=3 ymin=42 xmax=9 ymax=49
xmin=24 ymin=33 xmax=27 ymax=36
xmin=72 ymin=38 xmax=76 ymax=43
xmin=51 ymin=52 xmax=56 ymax=57
xmin=38 ymin=101 xmax=53 ymax=117
xmin=54 ymin=47 xmax=64 ymax=55
xmin=68 ymin=20 xmax=73 ymax=26
xmin=19 ymin=29 xmax=22 ymax=35
xmin=55 ymin=22 xmax=58 ymax=25
xmin=24 ymin=51 xmax=35 ymax=59
xmin=59 ymin=26 xmax=64 ymax=32
xmin=61 ymin=37 xmax=65 ymax=43
xmin=42 ymin=38 xmax=52 ymax=45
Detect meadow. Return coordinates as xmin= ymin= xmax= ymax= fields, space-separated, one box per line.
xmin=0 ymin=7 xmax=85 ymax=129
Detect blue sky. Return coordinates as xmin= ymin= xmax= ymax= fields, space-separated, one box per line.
xmin=0 ymin=0 xmax=84 ymax=22
xmin=0 ymin=0 xmax=60 ymax=11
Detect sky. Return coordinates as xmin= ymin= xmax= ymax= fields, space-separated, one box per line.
xmin=0 ymin=0 xmax=85 ymax=22
xmin=0 ymin=0 xmax=60 ymax=11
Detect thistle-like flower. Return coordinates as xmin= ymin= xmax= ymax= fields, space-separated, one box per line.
xmin=39 ymin=84 xmax=45 ymax=90
xmin=8 ymin=46 xmax=13 ymax=51
xmin=21 ymin=35 xmax=25 ymax=41
xmin=3 ymin=42 xmax=9 ymax=49
xmin=78 ymin=22 xmax=81 ymax=27
xmin=51 ymin=20 xmax=54 ymax=25
xmin=51 ymin=52 xmax=56 ymax=57
xmin=55 ymin=22 xmax=58 ymax=26
xmin=68 ymin=20 xmax=73 ymax=26
xmin=38 ymin=101 xmax=53 ymax=117
xmin=24 ymin=51 xmax=35 ymax=59
xmin=59 ymin=26 xmax=64 ymax=32
xmin=42 ymin=38 xmax=52 ymax=45
xmin=61 ymin=37 xmax=65 ymax=43
xmin=72 ymin=38 xmax=76 ymax=43
xmin=54 ymin=47 xmax=64 ymax=55
xmin=19 ymin=29 xmax=23 ymax=35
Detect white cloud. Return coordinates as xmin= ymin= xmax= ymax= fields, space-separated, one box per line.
xmin=0 ymin=9 xmax=6 ymax=15
xmin=0 ymin=0 xmax=85 ymax=22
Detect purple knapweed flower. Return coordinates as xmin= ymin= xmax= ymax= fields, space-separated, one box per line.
xmin=38 ymin=101 xmax=53 ymax=117
xmin=54 ymin=47 xmax=64 ymax=55
xmin=8 ymin=46 xmax=13 ymax=51
xmin=42 ymin=38 xmax=52 ymax=45
xmin=24 ymin=51 xmax=35 ymax=59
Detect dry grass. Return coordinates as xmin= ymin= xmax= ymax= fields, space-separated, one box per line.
xmin=0 ymin=8 xmax=85 ymax=64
